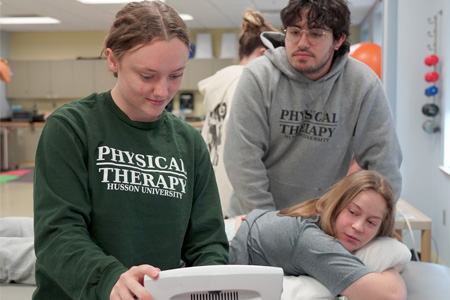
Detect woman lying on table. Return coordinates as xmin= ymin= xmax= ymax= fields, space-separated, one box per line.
xmin=228 ymin=170 xmax=407 ymax=300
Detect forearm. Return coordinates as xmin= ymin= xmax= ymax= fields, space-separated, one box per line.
xmin=34 ymin=118 xmax=126 ymax=299
xmin=34 ymin=189 xmax=126 ymax=300
xmin=341 ymin=268 xmax=407 ymax=300
xmin=35 ymin=230 xmax=125 ymax=300
xmin=182 ymin=143 xmax=229 ymax=266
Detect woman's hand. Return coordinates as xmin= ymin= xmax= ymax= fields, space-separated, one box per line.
xmin=110 ymin=265 xmax=160 ymax=300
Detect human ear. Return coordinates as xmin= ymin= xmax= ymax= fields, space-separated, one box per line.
xmin=259 ymin=47 xmax=266 ymax=56
xmin=334 ymin=34 xmax=346 ymax=51
xmin=105 ymin=48 xmax=118 ymax=73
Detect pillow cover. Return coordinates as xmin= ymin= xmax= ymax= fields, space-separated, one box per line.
xmin=281 ymin=237 xmax=411 ymax=300
xmin=354 ymin=236 xmax=411 ymax=273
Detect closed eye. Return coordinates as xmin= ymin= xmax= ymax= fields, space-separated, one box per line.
xmin=367 ymin=220 xmax=379 ymax=227
xmin=141 ymin=74 xmax=154 ymax=80
xmin=170 ymin=73 xmax=184 ymax=79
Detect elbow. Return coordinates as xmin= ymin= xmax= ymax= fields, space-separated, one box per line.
xmin=385 ymin=285 xmax=407 ymax=300
xmin=396 ymin=289 xmax=407 ymax=300
xmin=341 ymin=271 xmax=407 ymax=300
xmin=393 ymin=275 xmax=407 ymax=300
xmin=387 ymin=292 xmax=407 ymax=300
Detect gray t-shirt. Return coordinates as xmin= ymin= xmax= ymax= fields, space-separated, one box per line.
xmin=229 ymin=209 xmax=372 ymax=296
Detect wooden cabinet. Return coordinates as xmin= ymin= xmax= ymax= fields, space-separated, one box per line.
xmin=27 ymin=61 xmax=51 ymax=98
xmin=5 ymin=58 xmax=233 ymax=99
xmin=7 ymin=61 xmax=72 ymax=99
xmin=71 ymin=60 xmax=96 ymax=97
xmin=6 ymin=61 xmax=30 ymax=98
xmin=7 ymin=60 xmax=76 ymax=99
xmin=49 ymin=60 xmax=74 ymax=98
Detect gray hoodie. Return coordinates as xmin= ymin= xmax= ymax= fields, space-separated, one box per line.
xmin=224 ymin=32 xmax=402 ymax=217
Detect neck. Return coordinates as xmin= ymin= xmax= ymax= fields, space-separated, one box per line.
xmin=239 ymin=56 xmax=252 ymax=66
xmin=239 ymin=48 xmax=265 ymax=66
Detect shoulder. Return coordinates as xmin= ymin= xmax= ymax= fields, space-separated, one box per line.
xmin=202 ymin=65 xmax=244 ymax=82
xmin=42 ymin=93 xmax=111 ymax=140
xmin=49 ymin=92 xmax=106 ymax=121
xmin=245 ymin=54 xmax=278 ymax=73
xmin=198 ymin=65 xmax=244 ymax=95
xmin=247 ymin=209 xmax=277 ymax=219
xmin=163 ymin=112 xmax=200 ymax=134
xmin=239 ymin=55 xmax=282 ymax=87
xmin=244 ymin=48 xmax=291 ymax=82
xmin=247 ymin=210 xmax=294 ymax=229
xmin=161 ymin=112 xmax=206 ymax=148
xmin=219 ymin=64 xmax=245 ymax=74
xmin=343 ymin=57 xmax=380 ymax=84
xmin=213 ymin=65 xmax=245 ymax=82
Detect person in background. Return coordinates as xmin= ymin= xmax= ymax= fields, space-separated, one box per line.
xmin=198 ymin=9 xmax=278 ymax=215
xmin=229 ymin=170 xmax=407 ymax=300
xmin=223 ymin=0 xmax=402 ymax=217
xmin=33 ymin=2 xmax=228 ymax=300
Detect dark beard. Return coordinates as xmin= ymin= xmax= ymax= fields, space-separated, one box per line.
xmin=296 ymin=45 xmax=335 ymax=77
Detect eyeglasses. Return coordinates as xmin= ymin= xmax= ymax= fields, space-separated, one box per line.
xmin=284 ymin=27 xmax=328 ymax=45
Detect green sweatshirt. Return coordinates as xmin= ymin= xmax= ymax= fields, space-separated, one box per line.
xmin=33 ymin=92 xmax=228 ymax=300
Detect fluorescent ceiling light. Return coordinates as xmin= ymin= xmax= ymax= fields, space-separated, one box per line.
xmin=76 ymin=0 xmax=192 ymax=21
xmin=180 ymin=14 xmax=193 ymax=21
xmin=75 ymin=0 xmax=191 ymax=20
xmin=77 ymin=0 xmax=164 ymax=3
xmin=0 ymin=17 xmax=60 ymax=25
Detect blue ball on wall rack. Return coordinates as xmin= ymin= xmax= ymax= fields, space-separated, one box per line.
xmin=425 ymin=85 xmax=439 ymax=96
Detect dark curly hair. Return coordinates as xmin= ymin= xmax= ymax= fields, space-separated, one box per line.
xmin=280 ymin=0 xmax=351 ymax=57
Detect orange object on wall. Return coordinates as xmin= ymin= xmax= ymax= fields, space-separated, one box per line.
xmin=349 ymin=42 xmax=382 ymax=79
xmin=0 ymin=58 xmax=11 ymax=83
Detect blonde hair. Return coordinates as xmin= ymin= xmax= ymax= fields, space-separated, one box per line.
xmin=238 ymin=9 xmax=278 ymax=61
xmin=278 ymin=170 xmax=396 ymax=238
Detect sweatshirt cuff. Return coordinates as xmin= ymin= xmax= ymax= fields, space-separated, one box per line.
xmin=96 ymin=259 xmax=127 ymax=300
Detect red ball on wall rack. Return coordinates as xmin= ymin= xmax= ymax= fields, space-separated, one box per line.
xmin=425 ymin=71 xmax=439 ymax=82
xmin=424 ymin=54 xmax=439 ymax=66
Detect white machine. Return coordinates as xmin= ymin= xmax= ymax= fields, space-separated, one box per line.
xmin=144 ymin=265 xmax=284 ymax=300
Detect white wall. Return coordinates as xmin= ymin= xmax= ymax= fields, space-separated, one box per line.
xmin=393 ymin=0 xmax=450 ymax=265
xmin=359 ymin=2 xmax=383 ymax=45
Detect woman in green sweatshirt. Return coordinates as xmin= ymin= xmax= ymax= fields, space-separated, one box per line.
xmin=33 ymin=2 xmax=228 ymax=300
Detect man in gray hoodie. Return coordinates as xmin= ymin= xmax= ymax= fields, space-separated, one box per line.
xmin=223 ymin=0 xmax=402 ymax=217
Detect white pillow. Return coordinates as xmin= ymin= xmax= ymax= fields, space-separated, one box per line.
xmin=282 ymin=275 xmax=336 ymax=300
xmin=354 ymin=236 xmax=411 ymax=273
xmin=281 ymin=237 xmax=411 ymax=300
